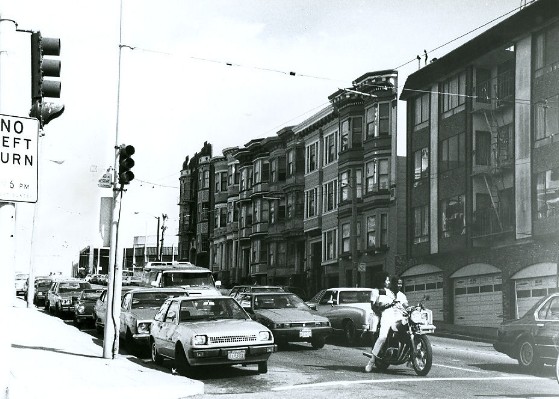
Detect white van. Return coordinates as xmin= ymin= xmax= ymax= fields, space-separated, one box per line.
xmin=140 ymin=262 xmax=221 ymax=296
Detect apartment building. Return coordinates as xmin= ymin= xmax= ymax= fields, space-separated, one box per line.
xmin=400 ymin=0 xmax=559 ymax=327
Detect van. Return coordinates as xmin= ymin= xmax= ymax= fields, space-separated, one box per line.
xmin=140 ymin=262 xmax=221 ymax=297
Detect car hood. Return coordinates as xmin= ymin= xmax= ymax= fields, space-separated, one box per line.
xmin=183 ymin=319 xmax=265 ymax=335
xmin=176 ymin=286 xmax=221 ymax=297
xmin=255 ymin=309 xmax=328 ymax=323
xmin=128 ymin=307 xmax=160 ymax=321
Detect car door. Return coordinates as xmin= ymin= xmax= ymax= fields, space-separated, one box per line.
xmin=120 ymin=293 xmax=132 ymax=336
xmin=534 ymin=294 xmax=559 ymax=360
xmin=96 ymin=291 xmax=107 ymax=325
xmin=152 ymin=300 xmax=171 ymax=353
xmin=160 ymin=300 xmax=180 ymax=357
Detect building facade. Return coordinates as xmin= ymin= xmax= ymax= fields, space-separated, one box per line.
xmin=179 ymin=70 xmax=403 ymax=297
xmin=401 ymin=0 xmax=559 ymax=327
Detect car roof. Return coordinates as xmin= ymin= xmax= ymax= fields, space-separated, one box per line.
xmin=249 ymin=292 xmax=296 ymax=296
xmin=232 ymin=285 xmax=283 ymax=289
xmin=326 ymin=287 xmax=374 ymax=291
xmin=126 ymin=287 xmax=187 ymax=294
xmin=172 ymin=295 xmax=230 ymax=301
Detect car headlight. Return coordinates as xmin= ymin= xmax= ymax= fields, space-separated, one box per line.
xmin=410 ymin=310 xmax=422 ymax=324
xmin=193 ymin=335 xmax=208 ymax=345
xmin=258 ymin=331 xmax=272 ymax=341
xmin=77 ymin=305 xmax=85 ymax=313
xmin=137 ymin=322 xmax=151 ymax=334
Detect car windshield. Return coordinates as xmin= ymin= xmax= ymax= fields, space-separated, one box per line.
xmin=131 ymin=291 xmax=184 ymax=309
xmin=81 ymin=290 xmax=103 ymax=300
xmin=15 ymin=274 xmax=28 ymax=280
xmin=338 ymin=290 xmax=372 ymax=304
xmin=179 ymin=298 xmax=248 ymax=321
xmin=254 ymin=293 xmax=310 ymax=310
xmin=59 ymin=282 xmax=90 ymax=293
xmin=36 ymin=280 xmax=52 ymax=287
xmin=162 ymin=272 xmax=214 ymax=287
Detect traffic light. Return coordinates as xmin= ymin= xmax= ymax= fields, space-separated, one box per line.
xmin=29 ymin=31 xmax=64 ymax=128
xmin=118 ymin=144 xmax=135 ymax=185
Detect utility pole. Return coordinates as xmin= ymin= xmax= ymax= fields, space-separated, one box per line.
xmin=156 ymin=215 xmax=160 ymax=261
xmin=160 ymin=213 xmax=168 ymax=261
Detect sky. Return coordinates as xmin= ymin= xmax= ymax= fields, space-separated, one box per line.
xmin=1 ymin=0 xmax=524 ymax=276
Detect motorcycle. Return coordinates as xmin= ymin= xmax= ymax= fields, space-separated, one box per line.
xmin=363 ymin=299 xmax=436 ymax=376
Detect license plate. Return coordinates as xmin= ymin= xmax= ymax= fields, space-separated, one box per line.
xmin=299 ymin=328 xmax=312 ymax=338
xmin=227 ymin=350 xmax=246 ymax=360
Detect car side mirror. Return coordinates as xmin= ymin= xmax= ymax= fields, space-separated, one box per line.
xmin=215 ymin=280 xmax=222 ymax=288
xmin=307 ymin=303 xmax=317 ymax=311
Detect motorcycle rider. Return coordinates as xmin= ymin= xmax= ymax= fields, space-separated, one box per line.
xmin=365 ymin=275 xmax=407 ymax=372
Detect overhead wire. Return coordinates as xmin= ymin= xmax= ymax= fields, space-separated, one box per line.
xmin=121 ymin=1 xmax=541 ymax=188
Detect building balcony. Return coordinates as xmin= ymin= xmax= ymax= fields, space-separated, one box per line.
xmin=474 ymin=69 xmax=515 ymax=111
xmin=471 ymin=207 xmax=515 ymax=240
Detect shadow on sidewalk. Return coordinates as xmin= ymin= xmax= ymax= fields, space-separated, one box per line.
xmin=11 ymin=343 xmax=102 ymax=359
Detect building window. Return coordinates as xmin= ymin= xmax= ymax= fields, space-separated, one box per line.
xmin=305 ymin=188 xmax=318 ymax=218
xmin=340 ymin=120 xmax=350 ymax=151
xmin=475 ymin=131 xmax=491 ymax=166
xmin=228 ymin=163 xmax=239 ymax=185
xmin=535 ymin=95 xmax=559 ymax=141
xmin=322 ymin=179 xmax=338 ymax=213
xmin=323 ymin=131 xmax=338 ymax=165
xmin=413 ymin=147 xmax=429 ymax=182
xmin=201 ymin=170 xmax=210 ymax=189
xmin=306 ymin=141 xmax=319 ymax=173
xmin=287 ymin=150 xmax=294 ymax=177
xmin=277 ymin=242 xmax=286 ymax=265
xmin=365 ymin=102 xmax=390 ymax=138
xmin=413 ymin=205 xmax=429 ymax=244
xmin=268 ymin=243 xmax=275 ymax=266
xmin=536 ymin=168 xmax=559 ymax=219
xmin=440 ymin=194 xmax=465 ymax=238
xmin=269 ymin=201 xmax=276 ymax=224
xmin=355 ymin=168 xmax=363 ymax=198
xmin=341 ymin=223 xmax=350 ymax=253
xmin=366 ymin=215 xmax=376 ymax=249
xmin=270 ymin=159 xmax=277 ymax=182
xmin=534 ymin=23 xmax=559 ymax=77
xmin=380 ymin=213 xmax=388 ymax=247
xmin=414 ymin=92 xmax=430 ymax=127
xmin=219 ymin=207 xmax=227 ymax=228
xmin=340 ymin=171 xmax=350 ymax=202
xmin=441 ymin=71 xmax=466 ymax=113
xmin=322 ymin=229 xmax=337 ymax=262
xmin=365 ymin=158 xmax=389 ymax=193
xmin=439 ymin=132 xmax=465 ymax=172
xmin=497 ymin=124 xmax=514 ymax=162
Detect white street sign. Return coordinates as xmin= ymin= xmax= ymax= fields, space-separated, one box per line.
xmin=98 ymin=173 xmax=112 ymax=188
xmin=0 ymin=114 xmax=39 ymax=203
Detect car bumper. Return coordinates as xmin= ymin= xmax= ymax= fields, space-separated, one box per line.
xmin=59 ymin=305 xmax=75 ymax=313
xmin=187 ymin=344 xmax=276 ymax=366
xmin=493 ymin=340 xmax=516 ymax=358
xmin=75 ymin=313 xmax=95 ymax=320
xmin=272 ymin=326 xmax=333 ymax=342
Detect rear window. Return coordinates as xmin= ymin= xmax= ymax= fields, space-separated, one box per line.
xmin=338 ymin=290 xmax=372 ymax=304
xmin=162 ymin=271 xmax=214 ymax=287
xmin=59 ymin=282 xmax=90 ymax=293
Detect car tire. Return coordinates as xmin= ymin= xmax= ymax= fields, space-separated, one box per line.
xmin=73 ymin=317 xmax=81 ymax=330
xmin=151 ymin=338 xmax=163 ymax=366
xmin=517 ymin=338 xmax=542 ymax=371
xmin=175 ymin=344 xmax=193 ymax=377
xmin=257 ymin=361 xmax=268 ymax=374
xmin=55 ymin=304 xmax=61 ymax=317
xmin=343 ymin=320 xmax=356 ymax=345
xmin=45 ymin=300 xmax=50 ymax=312
xmin=311 ymin=336 xmax=326 ymax=349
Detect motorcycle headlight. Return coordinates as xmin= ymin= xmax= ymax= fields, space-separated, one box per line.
xmin=137 ymin=321 xmax=151 ymax=334
xmin=258 ymin=331 xmax=272 ymax=341
xmin=193 ymin=335 xmax=208 ymax=345
xmin=410 ymin=310 xmax=422 ymax=324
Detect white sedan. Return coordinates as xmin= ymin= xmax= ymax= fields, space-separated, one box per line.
xmin=150 ymin=295 xmax=276 ymax=376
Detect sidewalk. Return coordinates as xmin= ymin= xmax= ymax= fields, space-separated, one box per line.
xmin=9 ymin=298 xmax=204 ymax=399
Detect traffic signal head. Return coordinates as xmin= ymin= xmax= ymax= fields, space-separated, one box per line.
xmin=31 ymin=31 xmax=61 ymax=100
xmin=118 ymin=144 xmax=135 ymax=185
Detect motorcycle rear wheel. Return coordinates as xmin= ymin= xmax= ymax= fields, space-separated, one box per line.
xmin=411 ymin=335 xmax=432 ymax=376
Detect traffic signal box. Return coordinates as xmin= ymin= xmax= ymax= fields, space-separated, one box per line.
xmin=118 ymin=145 xmax=135 ymax=185
xmin=30 ymin=31 xmax=64 ymax=128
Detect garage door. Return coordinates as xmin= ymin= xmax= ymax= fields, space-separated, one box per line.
xmin=515 ymin=275 xmax=557 ymax=319
xmin=454 ymin=273 xmax=502 ymax=327
xmin=403 ymin=273 xmax=443 ymax=321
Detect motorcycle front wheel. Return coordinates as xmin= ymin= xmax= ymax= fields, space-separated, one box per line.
xmin=411 ymin=334 xmax=433 ymax=376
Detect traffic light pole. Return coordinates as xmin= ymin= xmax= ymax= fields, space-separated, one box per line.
xmin=102 ymin=0 xmax=124 ymax=359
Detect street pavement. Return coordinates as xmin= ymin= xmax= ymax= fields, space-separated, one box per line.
xmin=9 ymin=297 xmax=204 ymax=399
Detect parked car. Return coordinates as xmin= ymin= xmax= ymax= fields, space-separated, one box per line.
xmin=73 ymin=288 xmax=104 ymax=329
xmin=46 ymin=279 xmax=91 ymax=317
xmin=229 ymin=285 xmax=284 ymax=302
xmin=26 ymin=277 xmax=53 ymax=305
xmin=494 ymin=292 xmax=559 ymax=371
xmin=141 ymin=262 xmax=222 ymax=296
xmin=93 ymin=286 xmax=134 ymax=333
xmin=119 ymin=287 xmax=186 ymax=354
xmin=237 ymin=292 xmax=332 ymax=349
xmin=150 ymin=295 xmax=276 ymax=376
xmin=15 ymin=273 xmax=29 ymax=296
xmin=306 ymin=287 xmax=375 ymax=345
